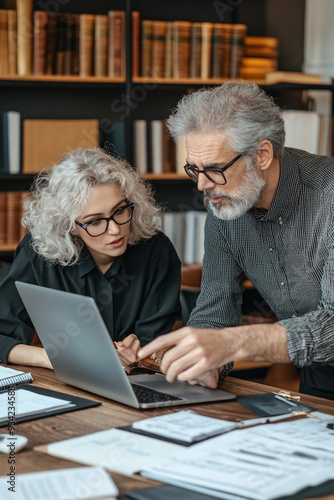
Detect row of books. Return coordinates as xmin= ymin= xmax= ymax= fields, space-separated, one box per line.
xmin=0 ymin=4 xmax=125 ymax=77
xmin=160 ymin=211 xmax=207 ymax=265
xmin=133 ymin=14 xmax=248 ymax=80
xmin=0 ymin=191 xmax=29 ymax=245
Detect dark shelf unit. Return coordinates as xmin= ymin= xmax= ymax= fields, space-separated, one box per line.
xmin=1 ymin=0 xmax=333 ymax=257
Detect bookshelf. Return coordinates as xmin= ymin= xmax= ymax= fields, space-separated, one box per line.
xmin=0 ymin=0 xmax=333 ymax=257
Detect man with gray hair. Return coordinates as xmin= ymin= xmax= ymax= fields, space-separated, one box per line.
xmin=139 ymin=81 xmax=334 ymax=400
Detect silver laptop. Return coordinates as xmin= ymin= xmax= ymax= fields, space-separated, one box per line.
xmin=15 ymin=281 xmax=236 ymax=409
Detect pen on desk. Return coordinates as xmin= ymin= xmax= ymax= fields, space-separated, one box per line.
xmin=274 ymin=393 xmax=297 ymax=407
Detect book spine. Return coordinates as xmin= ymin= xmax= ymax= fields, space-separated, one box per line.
xmin=19 ymin=191 xmax=30 ymax=241
xmin=151 ymin=120 xmax=163 ymax=174
xmin=151 ymin=21 xmax=166 ymax=79
xmin=45 ymin=13 xmax=58 ymax=75
xmin=0 ymin=192 xmax=7 ymax=245
xmin=6 ymin=191 xmax=22 ymax=245
xmin=201 ymin=22 xmax=213 ymax=79
xmin=132 ymin=11 xmax=140 ymax=78
xmin=56 ymin=12 xmax=66 ymax=75
xmin=94 ymin=15 xmax=108 ymax=77
xmin=79 ymin=14 xmax=94 ymax=77
xmin=63 ymin=13 xmax=75 ymax=76
xmin=108 ymin=10 xmax=126 ymax=78
xmin=222 ymin=24 xmax=233 ymax=78
xmin=162 ymin=118 xmax=176 ymax=173
xmin=134 ymin=120 xmax=148 ymax=174
xmin=0 ymin=10 xmax=9 ymax=75
xmin=71 ymin=14 xmax=80 ymax=76
xmin=7 ymin=10 xmax=17 ymax=75
xmin=172 ymin=21 xmax=191 ymax=79
xmin=17 ymin=0 xmax=33 ymax=76
xmin=141 ymin=19 xmax=153 ymax=77
xmin=212 ymin=23 xmax=225 ymax=79
xmin=33 ymin=11 xmax=48 ymax=75
xmin=230 ymin=24 xmax=247 ymax=79
xmin=164 ymin=22 xmax=173 ymax=79
xmin=189 ymin=22 xmax=202 ymax=78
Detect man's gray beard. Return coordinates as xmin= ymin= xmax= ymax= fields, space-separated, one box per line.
xmin=205 ymin=168 xmax=266 ymax=221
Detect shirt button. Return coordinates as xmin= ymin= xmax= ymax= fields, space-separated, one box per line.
xmin=280 ymin=281 xmax=285 ymax=286
xmin=269 ymin=247 xmax=274 ymax=252
xmin=278 ymin=217 xmax=283 ymax=225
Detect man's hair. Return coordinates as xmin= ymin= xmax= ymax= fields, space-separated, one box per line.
xmin=22 ymin=147 xmax=160 ymax=265
xmin=167 ymin=81 xmax=286 ymax=159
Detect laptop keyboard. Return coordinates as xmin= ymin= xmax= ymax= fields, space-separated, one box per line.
xmin=132 ymin=384 xmax=183 ymax=404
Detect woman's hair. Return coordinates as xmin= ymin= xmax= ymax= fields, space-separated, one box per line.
xmin=167 ymin=81 xmax=286 ymax=159
xmin=22 ymin=148 xmax=161 ymax=265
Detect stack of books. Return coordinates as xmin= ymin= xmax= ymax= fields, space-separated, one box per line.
xmin=240 ymin=36 xmax=279 ymax=80
xmin=0 ymin=191 xmax=30 ymax=246
xmin=133 ymin=12 xmax=247 ymax=80
xmin=0 ymin=2 xmax=126 ymax=77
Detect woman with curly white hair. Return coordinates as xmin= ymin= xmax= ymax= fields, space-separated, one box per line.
xmin=0 ymin=148 xmax=181 ymax=370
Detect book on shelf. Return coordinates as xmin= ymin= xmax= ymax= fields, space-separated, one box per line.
xmin=101 ymin=119 xmax=126 ymax=160
xmin=0 ymin=365 xmax=33 ymax=393
xmin=94 ymin=15 xmax=108 ymax=77
xmin=132 ymin=11 xmax=140 ymax=78
xmin=175 ymin=138 xmax=187 ymax=175
xmin=0 ymin=191 xmax=29 ymax=246
xmin=17 ymin=0 xmax=33 ymax=76
xmin=79 ymin=13 xmax=94 ymax=77
xmin=33 ymin=10 xmax=48 ymax=75
xmin=0 ymin=9 xmax=9 ymax=75
xmin=151 ymin=20 xmax=167 ymax=79
xmin=0 ymin=110 xmax=21 ymax=174
xmin=63 ymin=13 xmax=77 ymax=76
xmin=244 ymin=35 xmax=278 ymax=58
xmin=230 ymin=24 xmax=247 ymax=79
xmin=55 ymin=12 xmax=66 ymax=75
xmin=265 ymin=71 xmax=322 ymax=85
xmin=162 ymin=118 xmax=176 ymax=173
xmin=172 ymin=21 xmax=191 ymax=79
xmin=200 ymin=22 xmax=213 ymax=80
xmin=22 ymin=118 xmax=99 ymax=173
xmin=134 ymin=119 xmax=148 ymax=174
xmin=108 ymin=10 xmax=126 ymax=78
xmin=7 ymin=9 xmax=17 ymax=75
xmin=141 ymin=19 xmax=153 ymax=77
xmin=151 ymin=120 xmax=164 ymax=174
xmin=45 ymin=13 xmax=58 ymax=75
xmin=189 ymin=22 xmax=202 ymax=78
xmin=164 ymin=21 xmax=173 ymax=78
xmin=211 ymin=23 xmax=226 ymax=79
xmin=282 ymin=109 xmax=320 ymax=155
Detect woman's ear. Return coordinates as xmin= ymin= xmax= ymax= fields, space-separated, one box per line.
xmin=257 ymin=140 xmax=274 ymax=171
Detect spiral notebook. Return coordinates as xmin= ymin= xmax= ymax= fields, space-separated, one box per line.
xmin=0 ymin=365 xmax=33 ymax=393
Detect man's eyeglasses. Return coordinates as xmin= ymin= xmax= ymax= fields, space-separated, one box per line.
xmin=184 ymin=153 xmax=242 ymax=185
xmin=76 ymin=203 xmax=135 ymax=237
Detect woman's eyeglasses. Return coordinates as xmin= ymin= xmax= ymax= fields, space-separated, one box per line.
xmin=76 ymin=203 xmax=135 ymax=237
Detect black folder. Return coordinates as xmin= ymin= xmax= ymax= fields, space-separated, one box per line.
xmin=0 ymin=385 xmax=101 ymax=427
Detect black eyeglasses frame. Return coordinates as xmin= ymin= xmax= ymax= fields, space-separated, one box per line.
xmin=184 ymin=153 xmax=242 ymax=185
xmin=75 ymin=202 xmax=135 ymax=237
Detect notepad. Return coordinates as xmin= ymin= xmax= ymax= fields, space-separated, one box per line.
xmin=132 ymin=410 xmax=236 ymax=443
xmin=0 ymin=366 xmax=33 ymax=393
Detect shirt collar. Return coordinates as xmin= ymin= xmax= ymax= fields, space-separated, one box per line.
xmin=250 ymin=148 xmax=301 ymax=223
xmin=77 ymin=245 xmax=125 ymax=279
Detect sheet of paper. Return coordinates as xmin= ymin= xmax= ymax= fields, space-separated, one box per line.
xmin=249 ymin=413 xmax=334 ymax=453
xmin=0 ymin=466 xmax=118 ymax=500
xmin=0 ymin=389 xmax=72 ymax=422
xmin=132 ymin=410 xmax=236 ymax=442
xmin=0 ymin=366 xmax=28 ymax=380
xmin=45 ymin=428 xmax=183 ymax=475
xmin=141 ymin=426 xmax=334 ymax=500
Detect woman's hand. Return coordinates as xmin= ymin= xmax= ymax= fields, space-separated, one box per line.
xmin=114 ymin=334 xmax=141 ymax=373
xmin=8 ymin=344 xmax=53 ymax=369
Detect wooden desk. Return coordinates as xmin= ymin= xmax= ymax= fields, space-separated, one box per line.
xmin=1 ymin=366 xmax=334 ymax=499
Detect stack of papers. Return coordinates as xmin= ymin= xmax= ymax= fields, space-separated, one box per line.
xmin=132 ymin=410 xmax=236 ymax=443
xmin=141 ymin=414 xmax=334 ymax=500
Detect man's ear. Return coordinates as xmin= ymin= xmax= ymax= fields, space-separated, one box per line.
xmin=257 ymin=140 xmax=274 ymax=171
